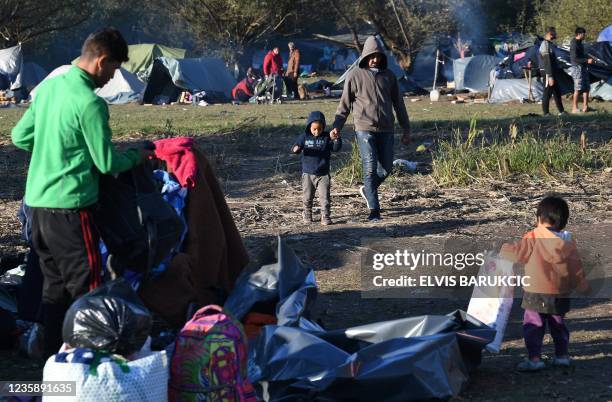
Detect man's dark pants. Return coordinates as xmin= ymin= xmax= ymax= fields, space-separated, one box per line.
xmin=31 ymin=207 xmax=102 ymax=356
xmin=542 ymin=75 xmax=565 ymax=114
xmin=356 ymin=131 xmax=394 ymax=211
xmin=284 ymin=76 xmax=299 ymax=98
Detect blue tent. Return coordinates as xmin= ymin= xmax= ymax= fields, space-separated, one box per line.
xmin=598 ymin=25 xmax=612 ymax=42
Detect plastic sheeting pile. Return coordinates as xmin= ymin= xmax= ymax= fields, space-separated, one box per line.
xmin=225 ymin=237 xmax=495 ymax=401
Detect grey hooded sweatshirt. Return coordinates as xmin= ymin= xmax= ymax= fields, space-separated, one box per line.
xmin=333 ymin=36 xmax=410 ymax=133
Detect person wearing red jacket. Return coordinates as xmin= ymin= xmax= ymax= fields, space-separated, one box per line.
xmin=263 ymin=47 xmax=283 ymax=77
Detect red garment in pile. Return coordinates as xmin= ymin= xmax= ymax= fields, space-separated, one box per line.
xmin=154 ymin=137 xmax=197 ymax=189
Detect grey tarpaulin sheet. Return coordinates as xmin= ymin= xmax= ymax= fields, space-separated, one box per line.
xmin=249 ymin=310 xmax=495 ymax=401
xmin=235 ymin=238 xmax=495 ymax=401
xmin=591 ymin=77 xmax=612 ymax=100
xmin=489 ymin=78 xmax=544 ymax=103
xmin=452 ymin=56 xmax=472 ymax=91
xmin=463 ymin=55 xmax=501 ymax=93
xmin=224 ymin=237 xmax=322 ymax=330
xmin=157 ymin=56 xmax=236 ymax=100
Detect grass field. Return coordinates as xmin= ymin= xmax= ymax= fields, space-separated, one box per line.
xmin=1 ymin=97 xmax=611 ymax=141
xmin=0 ymin=96 xmax=611 ymax=400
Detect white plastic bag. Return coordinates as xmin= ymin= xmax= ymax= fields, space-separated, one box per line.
xmin=42 ymin=350 xmax=168 ymax=402
xmin=467 ymin=252 xmax=515 ymax=353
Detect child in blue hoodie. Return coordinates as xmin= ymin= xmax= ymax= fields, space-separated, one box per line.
xmin=292 ymin=111 xmax=342 ymax=225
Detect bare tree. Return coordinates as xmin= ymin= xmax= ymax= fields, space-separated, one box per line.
xmin=327 ymin=0 xmax=364 ymax=51
xmin=0 ymin=0 xmax=91 ymax=48
xmin=154 ymin=0 xmax=305 ymax=67
xmin=359 ymin=0 xmax=455 ymax=70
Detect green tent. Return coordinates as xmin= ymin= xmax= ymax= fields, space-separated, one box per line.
xmin=73 ymin=43 xmax=186 ymax=82
xmin=123 ymin=44 xmax=186 ymax=81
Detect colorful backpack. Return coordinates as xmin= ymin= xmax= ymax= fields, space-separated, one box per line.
xmin=169 ymin=305 xmax=257 ymax=402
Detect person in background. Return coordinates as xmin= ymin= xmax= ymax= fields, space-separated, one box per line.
xmin=570 ymin=27 xmax=594 ymax=114
xmin=330 ymin=36 xmax=410 ymax=222
xmin=539 ymin=27 xmax=566 ymax=116
xmin=285 ymin=42 xmax=301 ymax=99
xmin=11 ymin=28 xmax=153 ymax=357
xmin=263 ymin=46 xmax=283 ymax=77
xmin=232 ymin=67 xmax=258 ymax=102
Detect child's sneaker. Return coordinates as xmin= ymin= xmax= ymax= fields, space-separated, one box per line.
xmin=516 ymin=359 xmax=546 ymax=372
xmin=552 ymin=356 xmax=571 ymax=367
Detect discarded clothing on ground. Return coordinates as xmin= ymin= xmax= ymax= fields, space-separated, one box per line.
xmin=139 ymin=147 xmax=249 ymax=327
xmin=62 ymin=279 xmax=152 ymax=356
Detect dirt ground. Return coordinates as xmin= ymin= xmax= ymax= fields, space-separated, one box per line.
xmin=0 ymin=100 xmax=610 ymax=401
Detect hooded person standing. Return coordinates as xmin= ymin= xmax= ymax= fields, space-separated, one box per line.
xmin=330 ymin=36 xmax=410 ymax=221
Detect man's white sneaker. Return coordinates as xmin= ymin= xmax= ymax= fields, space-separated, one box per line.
xmin=359 ymin=186 xmax=373 ymax=209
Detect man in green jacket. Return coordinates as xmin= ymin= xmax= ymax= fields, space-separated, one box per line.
xmin=330 ymin=36 xmax=411 ymax=222
xmin=11 ymin=28 xmax=151 ymax=355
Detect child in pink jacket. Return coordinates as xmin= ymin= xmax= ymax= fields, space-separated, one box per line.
xmin=500 ymin=195 xmax=589 ymax=371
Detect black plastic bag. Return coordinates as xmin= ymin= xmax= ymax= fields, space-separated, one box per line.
xmin=249 ymin=310 xmax=495 ymax=401
xmin=62 ymin=279 xmax=152 ymax=355
xmin=95 ymin=162 xmax=185 ymax=275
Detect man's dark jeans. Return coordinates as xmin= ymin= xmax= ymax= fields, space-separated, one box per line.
xmin=356 ymin=131 xmax=394 ymax=211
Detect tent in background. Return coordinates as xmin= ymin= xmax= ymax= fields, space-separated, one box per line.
xmin=452 ymin=56 xmax=472 ymax=91
xmin=72 ymin=43 xmax=186 ymax=82
xmin=31 ymin=65 xmax=144 ymax=104
xmin=18 ymin=62 xmax=47 ymax=93
xmin=95 ymin=68 xmax=145 ymax=104
xmin=591 ymin=77 xmax=612 ymax=100
xmin=0 ymin=44 xmax=23 ymax=90
xmin=489 ymin=78 xmax=544 ymax=103
xmin=143 ymin=57 xmax=236 ymax=104
xmin=598 ymin=25 xmax=612 ymax=42
xmin=490 ymin=40 xmax=611 ymax=102
xmin=461 ymin=55 xmax=501 ymax=92
xmin=123 ymin=43 xmax=186 ymax=81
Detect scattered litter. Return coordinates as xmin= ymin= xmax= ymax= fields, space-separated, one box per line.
xmin=410 ymin=98 xmax=421 ymax=102
xmin=467 ymin=252 xmax=514 ymax=353
xmin=393 ymin=159 xmax=418 ymax=171
xmin=430 ymin=89 xmax=440 ymax=102
xmin=416 ymin=142 xmax=432 ymax=153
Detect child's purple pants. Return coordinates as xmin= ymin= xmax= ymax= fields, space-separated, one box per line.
xmin=523 ymin=309 xmax=569 ymax=359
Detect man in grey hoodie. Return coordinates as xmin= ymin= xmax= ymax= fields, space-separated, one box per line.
xmin=330 ymin=36 xmax=411 ymax=221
